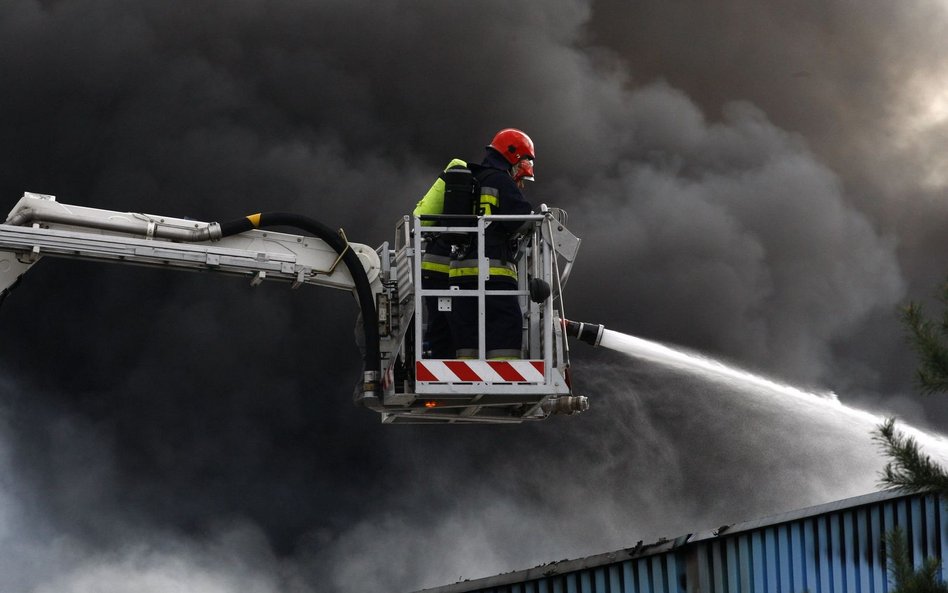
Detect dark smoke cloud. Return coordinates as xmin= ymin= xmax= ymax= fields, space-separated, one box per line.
xmin=0 ymin=0 xmax=946 ymax=591
xmin=587 ymin=0 xmax=948 ymax=398
xmin=568 ymin=88 xmax=904 ymax=386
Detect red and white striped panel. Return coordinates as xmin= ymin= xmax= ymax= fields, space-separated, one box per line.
xmin=416 ymin=360 xmax=546 ymax=383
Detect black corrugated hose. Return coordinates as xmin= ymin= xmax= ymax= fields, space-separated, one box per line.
xmin=0 ymin=276 xmax=21 ymax=313
xmin=219 ymin=213 xmax=380 ymax=401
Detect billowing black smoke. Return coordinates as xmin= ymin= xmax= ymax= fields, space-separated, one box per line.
xmin=0 ymin=0 xmax=945 ymax=591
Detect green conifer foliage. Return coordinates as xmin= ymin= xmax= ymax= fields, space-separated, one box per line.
xmin=874 ymin=418 xmax=948 ymax=493
xmin=870 ymin=283 xmax=948 ymax=592
xmin=902 ymin=283 xmax=948 ymax=394
xmin=885 ymin=526 xmax=948 ymax=593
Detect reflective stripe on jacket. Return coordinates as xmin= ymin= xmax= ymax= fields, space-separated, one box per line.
xmin=478 ymin=187 xmax=500 ymax=216
xmin=449 ymin=258 xmax=517 ymax=280
xmin=420 ymin=253 xmax=451 ymax=275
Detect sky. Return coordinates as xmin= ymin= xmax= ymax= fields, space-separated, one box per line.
xmin=2 ymin=0 xmax=948 ymax=591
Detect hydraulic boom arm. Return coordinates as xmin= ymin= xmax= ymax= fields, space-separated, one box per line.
xmin=0 ymin=192 xmax=382 ymax=295
xmin=1 ymin=192 xmax=590 ymax=424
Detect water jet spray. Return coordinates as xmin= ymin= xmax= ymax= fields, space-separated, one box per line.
xmin=564 ymin=318 xmax=835 ymax=401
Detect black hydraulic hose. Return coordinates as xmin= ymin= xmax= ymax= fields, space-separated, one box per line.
xmin=219 ymin=212 xmax=380 ymax=400
xmin=0 ymin=276 xmax=22 ymax=313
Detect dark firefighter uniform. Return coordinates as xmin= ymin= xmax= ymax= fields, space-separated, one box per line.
xmin=449 ymin=148 xmax=532 ymax=359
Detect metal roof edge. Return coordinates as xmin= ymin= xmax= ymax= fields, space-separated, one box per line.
xmin=688 ymin=488 xmax=918 ymax=542
xmin=410 ymin=489 xmax=922 ymax=593
xmin=412 ymin=537 xmax=687 ymax=593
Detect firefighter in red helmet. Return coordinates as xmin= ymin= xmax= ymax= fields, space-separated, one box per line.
xmin=448 ymin=128 xmax=535 ymax=359
xmin=489 ymin=128 xmax=536 ymax=168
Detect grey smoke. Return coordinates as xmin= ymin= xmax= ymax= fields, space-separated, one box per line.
xmin=3 ymin=362 xmax=937 ymax=592
xmin=0 ymin=0 xmax=945 ymax=591
xmin=567 ymin=85 xmax=904 ymax=389
xmin=588 ymin=0 xmax=948 ymax=399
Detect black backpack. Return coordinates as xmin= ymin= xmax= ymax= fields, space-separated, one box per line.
xmin=441 ymin=163 xmax=479 ymax=219
xmin=439 ymin=164 xmax=493 ymax=244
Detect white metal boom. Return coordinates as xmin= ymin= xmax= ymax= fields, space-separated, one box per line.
xmin=0 ymin=193 xmax=382 ymax=295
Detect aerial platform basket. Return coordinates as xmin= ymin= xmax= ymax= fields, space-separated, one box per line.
xmin=374 ymin=209 xmax=585 ymax=424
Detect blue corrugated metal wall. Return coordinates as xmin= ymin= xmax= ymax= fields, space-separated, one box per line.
xmin=444 ymin=492 xmax=947 ymax=593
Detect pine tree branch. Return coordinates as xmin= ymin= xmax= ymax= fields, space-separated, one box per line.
xmin=885 ymin=526 xmax=948 ymax=593
xmin=886 ymin=526 xmax=914 ymax=591
xmin=902 ymin=289 xmax=948 ymax=394
xmin=874 ymin=418 xmax=948 ymax=494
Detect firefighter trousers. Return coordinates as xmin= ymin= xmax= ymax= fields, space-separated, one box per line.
xmin=448 ymin=278 xmax=523 ymax=359
xmin=421 ymin=271 xmax=455 ymax=359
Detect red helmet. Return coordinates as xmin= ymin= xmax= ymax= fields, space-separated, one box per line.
xmin=489 ymin=128 xmax=535 ymax=165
